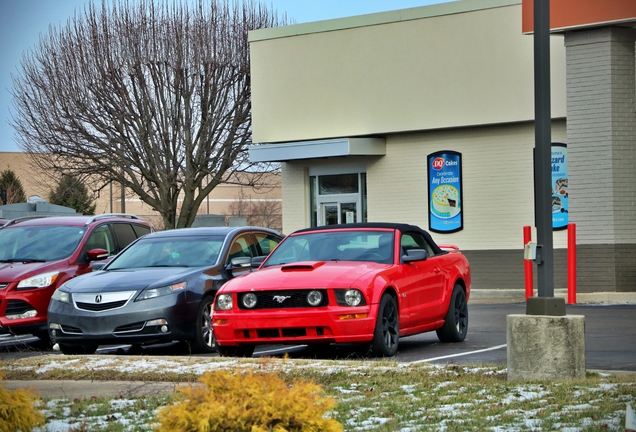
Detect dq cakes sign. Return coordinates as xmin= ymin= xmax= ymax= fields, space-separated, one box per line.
xmin=427 ymin=151 xmax=463 ymax=233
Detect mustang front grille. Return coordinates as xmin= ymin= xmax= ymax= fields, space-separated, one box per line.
xmin=237 ymin=290 xmax=329 ymax=310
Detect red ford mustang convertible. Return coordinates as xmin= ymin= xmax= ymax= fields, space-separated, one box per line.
xmin=213 ymin=223 xmax=471 ymax=357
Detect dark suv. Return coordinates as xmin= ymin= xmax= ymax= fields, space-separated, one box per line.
xmin=0 ymin=214 xmax=152 ymax=343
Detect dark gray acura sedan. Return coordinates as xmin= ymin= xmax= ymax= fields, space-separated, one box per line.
xmin=47 ymin=226 xmax=282 ymax=355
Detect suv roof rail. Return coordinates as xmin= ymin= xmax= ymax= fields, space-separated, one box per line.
xmin=0 ymin=215 xmax=50 ymax=228
xmin=85 ymin=213 xmax=141 ymax=224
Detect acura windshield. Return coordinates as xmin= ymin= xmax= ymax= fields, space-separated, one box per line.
xmin=107 ymin=235 xmax=225 ymax=269
xmin=0 ymin=226 xmax=86 ymax=262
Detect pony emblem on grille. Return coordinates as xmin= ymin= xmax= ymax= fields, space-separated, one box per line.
xmin=272 ymin=295 xmax=291 ymax=303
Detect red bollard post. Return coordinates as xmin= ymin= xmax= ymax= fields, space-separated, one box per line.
xmin=523 ymin=226 xmax=533 ymax=300
xmin=568 ymin=223 xmax=576 ymax=304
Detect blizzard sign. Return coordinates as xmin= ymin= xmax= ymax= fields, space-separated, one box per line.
xmin=551 ymin=143 xmax=568 ymax=230
xmin=427 ymin=151 xmax=463 ymax=233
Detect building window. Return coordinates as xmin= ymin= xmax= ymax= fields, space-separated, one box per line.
xmin=309 ymin=172 xmax=367 ymax=227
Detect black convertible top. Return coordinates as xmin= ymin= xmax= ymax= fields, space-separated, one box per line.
xmin=293 ymin=222 xmax=444 ymax=255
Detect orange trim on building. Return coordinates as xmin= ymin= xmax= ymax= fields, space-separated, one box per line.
xmin=522 ymin=0 xmax=636 ymax=34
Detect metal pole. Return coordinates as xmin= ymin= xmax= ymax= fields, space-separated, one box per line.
xmin=527 ymin=0 xmax=565 ymax=316
xmin=533 ymin=0 xmax=553 ymax=298
xmin=524 ymin=226 xmax=534 ymax=300
xmin=568 ymin=223 xmax=577 ymax=304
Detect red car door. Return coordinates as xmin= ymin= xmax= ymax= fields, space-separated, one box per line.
xmin=399 ymin=232 xmax=446 ymax=328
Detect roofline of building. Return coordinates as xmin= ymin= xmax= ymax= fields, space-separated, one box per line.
xmin=249 ymin=0 xmax=521 ymax=42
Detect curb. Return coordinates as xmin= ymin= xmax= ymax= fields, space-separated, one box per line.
xmin=469 ymin=289 xmax=636 ymax=305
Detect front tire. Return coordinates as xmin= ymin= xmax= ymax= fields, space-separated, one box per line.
xmin=371 ymin=293 xmax=399 ymax=357
xmin=191 ymin=295 xmax=217 ymax=354
xmin=216 ymin=345 xmax=255 ymax=357
xmin=436 ymin=284 xmax=468 ymax=343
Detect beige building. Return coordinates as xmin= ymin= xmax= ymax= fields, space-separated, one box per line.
xmin=0 ymin=152 xmax=282 ymax=232
xmin=247 ymin=0 xmax=636 ymax=294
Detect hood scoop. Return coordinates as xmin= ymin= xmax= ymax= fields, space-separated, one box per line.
xmin=281 ymin=261 xmax=325 ymax=272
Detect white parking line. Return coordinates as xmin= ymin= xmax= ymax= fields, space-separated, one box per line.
xmin=255 ymin=345 xmax=307 ymax=356
xmin=410 ymin=344 xmax=507 ymax=364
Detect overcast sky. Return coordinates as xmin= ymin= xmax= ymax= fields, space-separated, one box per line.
xmin=0 ymin=0 xmax=451 ymax=152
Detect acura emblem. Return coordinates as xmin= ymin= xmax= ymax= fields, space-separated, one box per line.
xmin=272 ymin=295 xmax=291 ymax=304
xmin=95 ymin=295 xmax=102 ymax=303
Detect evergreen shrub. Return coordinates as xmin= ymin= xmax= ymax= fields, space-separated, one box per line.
xmin=155 ymin=370 xmax=343 ymax=431
xmin=0 ymin=371 xmax=45 ymax=432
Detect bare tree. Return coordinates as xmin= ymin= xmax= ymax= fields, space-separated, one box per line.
xmin=11 ymin=0 xmax=284 ymax=229
xmin=225 ymin=186 xmax=281 ymax=231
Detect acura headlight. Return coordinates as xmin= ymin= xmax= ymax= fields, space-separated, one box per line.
xmin=136 ymin=282 xmax=186 ymax=301
xmin=216 ymin=294 xmax=233 ymax=310
xmin=17 ymin=271 xmax=60 ymax=290
xmin=51 ymin=288 xmax=71 ymax=304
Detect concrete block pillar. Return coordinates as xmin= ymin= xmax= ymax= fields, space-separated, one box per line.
xmin=507 ymin=314 xmax=585 ymax=381
xmin=565 ymin=28 xmax=636 ymax=293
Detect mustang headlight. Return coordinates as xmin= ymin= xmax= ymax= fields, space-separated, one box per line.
xmin=136 ymin=282 xmax=186 ymax=301
xmin=307 ymin=290 xmax=323 ymax=307
xmin=16 ymin=271 xmax=60 ymax=290
xmin=335 ymin=289 xmax=366 ymax=306
xmin=242 ymin=293 xmax=257 ymax=309
xmin=216 ymin=294 xmax=233 ymax=310
xmin=51 ymin=288 xmax=71 ymax=304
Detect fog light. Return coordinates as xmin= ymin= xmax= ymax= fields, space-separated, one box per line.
xmin=6 ymin=309 xmax=37 ymax=320
xmin=242 ymin=293 xmax=257 ymax=309
xmin=307 ymin=290 xmax=323 ymax=306
xmin=160 ymin=325 xmax=168 ymax=333
xmin=51 ymin=329 xmax=57 ymax=337
xmin=146 ymin=318 xmax=168 ymax=326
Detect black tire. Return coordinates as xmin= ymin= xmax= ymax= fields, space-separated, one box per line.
xmin=191 ymin=295 xmax=216 ymax=354
xmin=216 ymin=345 xmax=255 ymax=357
xmin=371 ymin=293 xmax=399 ymax=357
xmin=59 ymin=343 xmax=98 ymax=355
xmin=436 ymin=284 xmax=468 ymax=343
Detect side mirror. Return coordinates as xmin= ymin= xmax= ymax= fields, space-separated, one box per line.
xmin=402 ymin=249 xmax=428 ymax=263
xmin=251 ymin=256 xmax=267 ymax=268
xmin=91 ymin=262 xmax=107 ymax=271
xmin=87 ymin=248 xmax=109 ymax=261
xmin=229 ymin=256 xmax=251 ymax=269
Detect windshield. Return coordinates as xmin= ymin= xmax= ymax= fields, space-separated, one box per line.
xmin=107 ymin=235 xmax=225 ymax=269
xmin=0 ymin=225 xmax=86 ymax=262
xmin=263 ymin=230 xmax=394 ymax=267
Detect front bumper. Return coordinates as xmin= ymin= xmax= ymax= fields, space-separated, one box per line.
xmin=48 ymin=293 xmax=197 ymax=346
xmin=213 ymin=306 xmax=376 ymax=346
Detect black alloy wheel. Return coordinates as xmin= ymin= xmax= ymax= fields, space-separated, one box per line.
xmin=192 ymin=295 xmax=217 ymax=353
xmin=371 ymin=293 xmax=399 ymax=356
xmin=436 ymin=284 xmax=468 ymax=343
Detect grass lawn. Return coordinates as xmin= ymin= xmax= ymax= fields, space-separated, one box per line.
xmin=2 ymin=355 xmax=635 ymax=431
